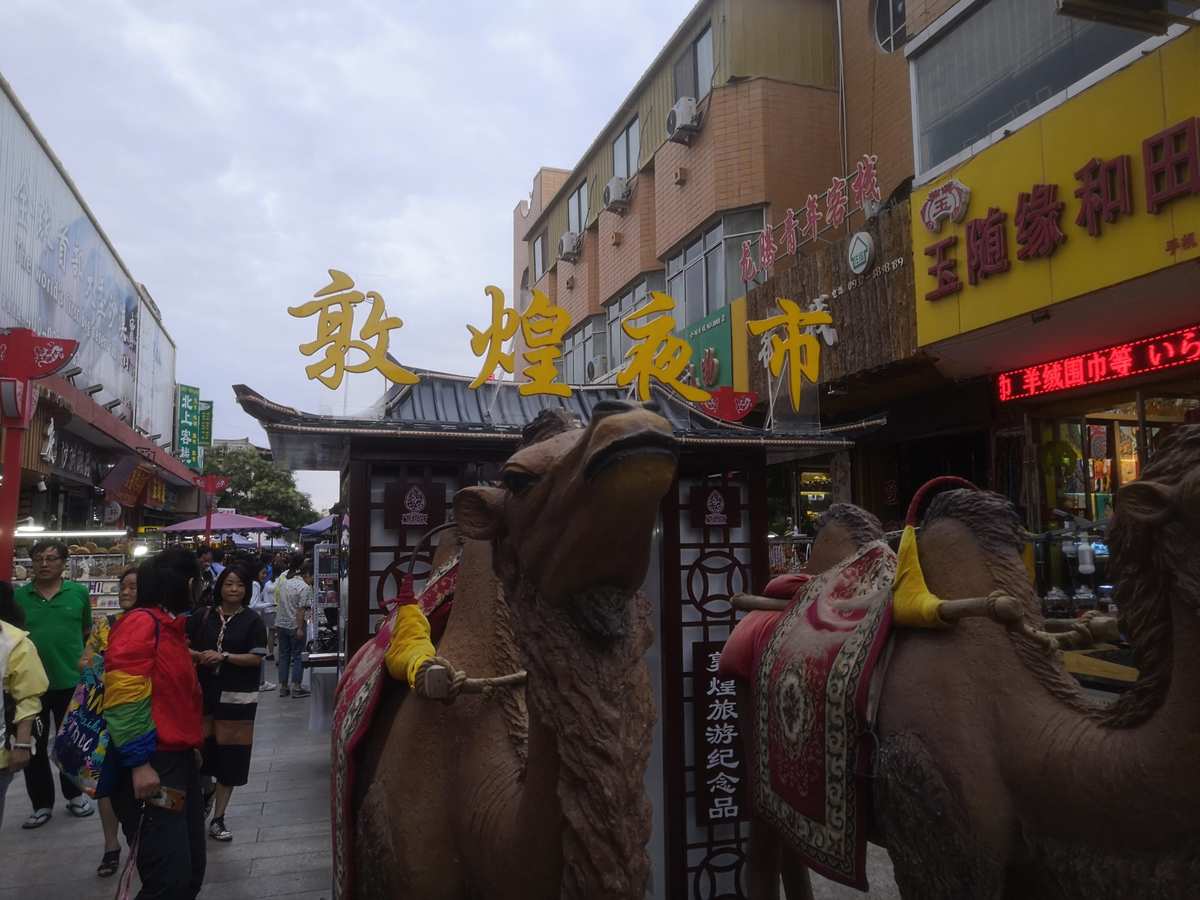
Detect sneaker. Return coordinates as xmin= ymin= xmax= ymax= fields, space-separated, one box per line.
xmin=67 ymin=796 xmax=95 ymax=818
xmin=208 ymin=817 xmax=233 ymax=842
xmin=291 ymin=688 xmax=311 ymax=698
xmin=279 ymin=685 xmax=290 ymax=697
xmin=260 ymin=681 xmax=278 ymax=692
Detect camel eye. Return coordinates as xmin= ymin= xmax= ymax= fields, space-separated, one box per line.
xmin=502 ymin=470 xmax=540 ymax=495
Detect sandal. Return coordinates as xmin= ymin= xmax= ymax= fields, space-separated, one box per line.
xmin=97 ymin=850 xmax=121 ymax=878
xmin=22 ymin=808 xmax=51 ymax=829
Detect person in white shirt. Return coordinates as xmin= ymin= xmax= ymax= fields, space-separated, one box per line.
xmin=250 ymin=564 xmax=278 ymax=692
xmin=273 ymin=555 xmax=313 ymax=698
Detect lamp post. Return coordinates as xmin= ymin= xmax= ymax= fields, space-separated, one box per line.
xmin=196 ymin=474 xmax=231 ymax=539
xmin=0 ymin=329 xmax=80 ymax=580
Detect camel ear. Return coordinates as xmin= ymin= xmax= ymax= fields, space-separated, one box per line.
xmin=1116 ymin=480 xmax=1175 ymax=525
xmin=453 ymin=486 xmax=505 ymax=540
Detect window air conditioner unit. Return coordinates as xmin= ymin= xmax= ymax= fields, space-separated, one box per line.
xmin=586 ymin=355 xmax=609 ymax=383
xmin=559 ymin=231 xmax=581 ymax=262
xmin=667 ymin=97 xmax=701 ymax=144
xmin=603 ymin=176 xmax=631 ymax=212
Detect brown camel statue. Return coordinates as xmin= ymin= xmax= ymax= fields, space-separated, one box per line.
xmin=351 ymin=400 xmax=678 ymax=899
xmin=752 ymin=424 xmax=1200 ymax=899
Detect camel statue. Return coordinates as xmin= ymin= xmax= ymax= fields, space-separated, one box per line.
xmin=754 ymin=424 xmax=1200 ymax=899
xmin=350 ymin=400 xmax=678 ymax=899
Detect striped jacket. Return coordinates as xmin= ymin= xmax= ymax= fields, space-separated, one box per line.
xmin=102 ymin=608 xmax=202 ymax=766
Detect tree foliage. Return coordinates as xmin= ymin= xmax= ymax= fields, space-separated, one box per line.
xmin=202 ymin=447 xmax=318 ymax=530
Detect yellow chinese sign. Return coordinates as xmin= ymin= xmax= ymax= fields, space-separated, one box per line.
xmin=292 ymin=272 xmax=738 ymax=405
xmin=747 ymin=299 xmax=831 ymax=412
xmin=911 ymin=28 xmax=1200 ymax=347
xmin=617 ymin=292 xmax=710 ymax=402
xmin=467 ymin=286 xmax=518 ymax=388
xmin=288 ymin=270 xmax=418 ymax=389
xmin=466 ymin=287 xmax=572 ymax=396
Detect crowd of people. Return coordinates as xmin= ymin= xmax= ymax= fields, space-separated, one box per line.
xmin=0 ymin=540 xmax=316 ymax=899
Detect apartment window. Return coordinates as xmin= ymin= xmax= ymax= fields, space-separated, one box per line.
xmin=665 ymin=209 xmax=763 ymax=328
xmin=533 ymin=232 xmax=547 ymax=281
xmin=673 ymin=24 xmax=714 ymax=102
xmin=874 ymin=0 xmax=905 ymax=52
xmin=606 ymin=282 xmax=650 ymax=372
xmin=561 ymin=316 xmax=608 ymax=384
xmin=913 ymin=0 xmax=1151 ymax=174
xmin=612 ymin=117 xmax=641 ymax=181
xmin=567 ymin=181 xmax=589 ymax=235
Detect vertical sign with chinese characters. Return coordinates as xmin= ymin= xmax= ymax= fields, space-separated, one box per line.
xmin=692 ymin=642 xmax=748 ymax=825
xmin=198 ymin=400 xmax=213 ymax=447
xmin=175 ymin=384 xmax=200 ymax=470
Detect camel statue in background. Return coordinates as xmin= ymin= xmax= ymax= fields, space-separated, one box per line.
xmin=350 ymin=401 xmax=678 ymax=900
xmin=754 ymin=425 xmax=1200 ymax=898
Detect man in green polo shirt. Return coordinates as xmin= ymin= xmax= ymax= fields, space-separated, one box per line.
xmin=14 ymin=539 xmax=95 ymax=827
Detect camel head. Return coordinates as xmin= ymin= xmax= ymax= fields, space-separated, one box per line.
xmin=453 ymin=400 xmax=678 ymax=641
xmin=1108 ymin=424 xmax=1200 ymax=620
xmin=804 ymin=503 xmax=884 ymax=575
xmin=915 ymin=487 xmax=1033 ymax=607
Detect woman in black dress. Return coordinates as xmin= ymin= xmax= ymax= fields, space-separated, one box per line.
xmin=188 ymin=562 xmax=268 ymax=842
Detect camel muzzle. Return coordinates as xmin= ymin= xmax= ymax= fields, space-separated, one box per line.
xmin=583 ymin=429 xmax=678 ymax=481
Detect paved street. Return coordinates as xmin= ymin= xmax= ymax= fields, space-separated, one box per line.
xmin=0 ymin=687 xmax=332 ymax=900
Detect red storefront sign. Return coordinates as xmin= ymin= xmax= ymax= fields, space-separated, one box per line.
xmin=997 ymin=322 xmax=1200 ymax=402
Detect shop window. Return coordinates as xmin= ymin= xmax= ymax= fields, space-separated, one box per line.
xmin=612 ymin=117 xmax=640 ymax=181
xmin=533 ymin=232 xmax=547 ymax=281
xmin=665 ymin=210 xmax=763 ymax=328
xmin=674 ymin=23 xmax=714 ymax=102
xmin=567 ymin=181 xmax=589 ymax=235
xmin=874 ymin=0 xmax=905 ymax=52
xmin=912 ymin=0 xmax=1154 ymax=175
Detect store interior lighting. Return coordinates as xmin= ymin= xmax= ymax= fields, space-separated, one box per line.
xmin=131 ymin=544 xmax=150 ymax=558
xmin=13 ymin=528 xmax=128 ymax=539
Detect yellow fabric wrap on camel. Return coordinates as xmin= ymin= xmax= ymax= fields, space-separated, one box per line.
xmin=384 ymin=604 xmax=437 ymax=688
xmin=892 ymin=525 xmax=947 ymax=629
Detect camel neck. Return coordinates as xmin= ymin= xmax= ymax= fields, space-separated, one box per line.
xmin=511 ymin=585 xmax=655 ymax=900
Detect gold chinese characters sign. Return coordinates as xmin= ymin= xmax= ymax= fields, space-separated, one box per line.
xmin=290 ymin=270 xmax=827 ymax=409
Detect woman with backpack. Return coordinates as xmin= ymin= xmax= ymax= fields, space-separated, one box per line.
xmin=186 ymin=562 xmax=268 ymax=843
xmin=103 ymin=548 xmax=206 ymax=899
xmin=0 ymin=580 xmax=49 ymax=830
xmin=81 ymin=565 xmax=138 ymax=877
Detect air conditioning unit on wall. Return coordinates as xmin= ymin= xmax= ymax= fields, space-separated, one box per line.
xmin=558 ymin=231 xmax=581 ymax=262
xmin=603 ymin=176 xmax=631 ymax=212
xmin=586 ymin=355 xmax=609 ymax=382
xmin=667 ymin=97 xmax=701 ymax=144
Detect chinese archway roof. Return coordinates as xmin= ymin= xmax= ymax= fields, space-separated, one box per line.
xmin=233 ymin=373 xmax=862 ymax=471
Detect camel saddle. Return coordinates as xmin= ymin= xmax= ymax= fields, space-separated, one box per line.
xmin=330 ymin=551 xmax=460 ymax=900
xmin=752 ymin=541 xmax=897 ymax=891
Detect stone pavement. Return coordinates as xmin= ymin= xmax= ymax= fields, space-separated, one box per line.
xmin=0 ymin=686 xmax=332 ymax=900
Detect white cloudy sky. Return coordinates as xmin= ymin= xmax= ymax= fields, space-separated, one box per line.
xmin=0 ymin=0 xmax=696 ymax=509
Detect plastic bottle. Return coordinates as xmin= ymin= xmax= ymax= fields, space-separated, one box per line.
xmin=1076 ymin=533 xmax=1096 ymax=575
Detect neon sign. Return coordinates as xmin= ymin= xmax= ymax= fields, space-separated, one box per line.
xmin=997 ymin=323 xmax=1200 ymax=402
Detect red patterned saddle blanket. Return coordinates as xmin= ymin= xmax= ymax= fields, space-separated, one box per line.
xmin=752 ymin=542 xmax=897 ymax=891
xmin=329 ymin=554 xmax=460 ymax=900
